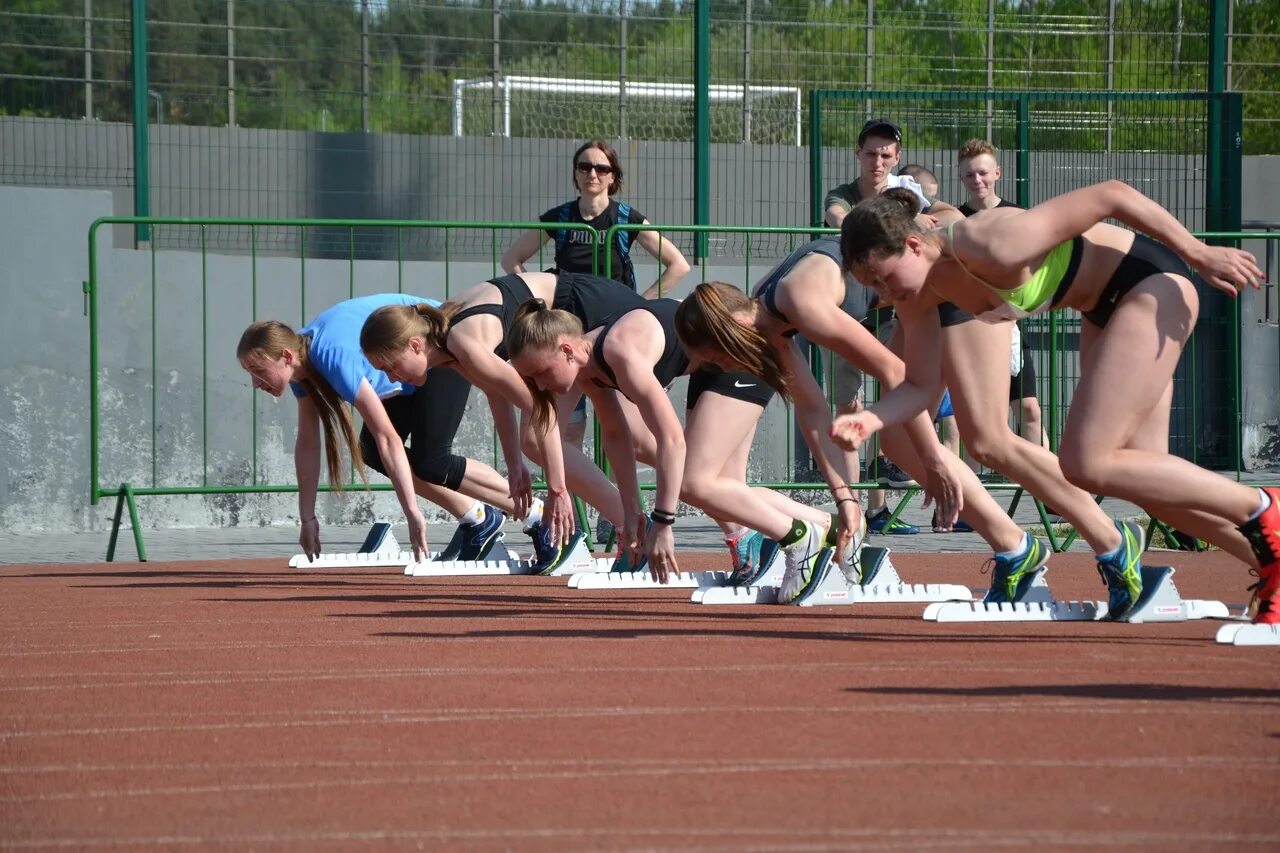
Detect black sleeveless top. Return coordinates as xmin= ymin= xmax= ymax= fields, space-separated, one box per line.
xmin=753 ymin=237 xmax=874 ymax=336
xmin=591 ymin=298 xmax=691 ymax=395
xmin=445 ymin=272 xmax=645 ymax=360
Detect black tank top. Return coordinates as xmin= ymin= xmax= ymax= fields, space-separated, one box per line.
xmin=444 ymin=274 xmax=534 ymax=360
xmin=753 ymin=237 xmax=874 ymax=335
xmin=591 ymin=299 xmax=691 ymax=394
xmin=445 ymin=271 xmax=643 ymax=360
xmin=553 ymin=271 xmax=646 ymax=332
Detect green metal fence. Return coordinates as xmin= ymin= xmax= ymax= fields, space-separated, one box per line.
xmin=87 ymin=214 xmax=1276 ymax=561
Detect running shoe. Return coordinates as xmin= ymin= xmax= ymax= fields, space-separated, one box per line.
xmin=456 ymin=505 xmax=506 ymax=561
xmin=867 ymin=507 xmax=919 ymax=535
xmin=981 ymin=535 xmax=1050 ymax=604
xmin=868 ymin=456 xmax=917 ymax=489
xmin=729 ymin=536 xmax=781 ymax=587
xmin=1240 ymin=486 xmax=1280 ymax=625
xmin=726 ymin=528 xmax=764 ymax=576
xmin=777 ymin=521 xmax=832 ymax=604
xmin=1095 ymin=520 xmax=1146 ymax=621
xmin=835 ymin=512 xmax=869 ymax=584
xmin=596 ymin=515 xmax=616 ymax=549
xmin=437 ymin=525 xmax=466 ymax=561
xmin=528 ymin=523 xmax=580 ymax=575
xmin=610 ymin=548 xmax=649 ymax=574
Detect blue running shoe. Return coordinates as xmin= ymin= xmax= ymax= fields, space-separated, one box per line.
xmin=530 ymin=527 xmax=584 ymax=576
xmin=610 ymin=548 xmax=649 ymax=574
xmin=1095 ymin=520 xmax=1145 ymax=621
xmin=867 ymin=507 xmax=919 ymax=535
xmin=729 ymin=536 xmax=780 ymax=587
xmin=726 ymin=528 xmax=764 ymax=574
xmin=437 ymin=525 xmax=466 ymax=561
xmin=457 ymin=505 xmax=505 ymax=561
xmin=982 ymin=535 xmax=1050 ymax=604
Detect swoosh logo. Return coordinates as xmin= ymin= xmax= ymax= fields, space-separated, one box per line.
xmin=734 ymin=381 xmax=755 ymax=388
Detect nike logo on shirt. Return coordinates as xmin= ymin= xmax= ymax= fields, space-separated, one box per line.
xmin=734 ymin=381 xmax=756 ymax=388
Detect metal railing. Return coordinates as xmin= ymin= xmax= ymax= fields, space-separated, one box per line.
xmin=89 ymin=216 xmax=1278 ymax=560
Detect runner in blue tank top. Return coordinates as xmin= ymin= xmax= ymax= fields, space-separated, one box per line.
xmin=237 ymin=293 xmax=512 ymax=564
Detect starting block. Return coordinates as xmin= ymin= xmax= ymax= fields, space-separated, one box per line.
xmin=923 ymin=566 xmax=1229 ymax=624
xmin=692 ymin=546 xmax=970 ymax=606
xmin=290 ymin=522 xmax=434 ymax=569
xmin=408 ymin=531 xmax=610 ymax=577
xmin=1215 ymin=623 xmax=1280 ymax=646
xmin=570 ymin=539 xmax=785 ymax=591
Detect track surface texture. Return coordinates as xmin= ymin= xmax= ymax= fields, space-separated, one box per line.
xmin=2 ymin=549 xmax=1277 ymax=851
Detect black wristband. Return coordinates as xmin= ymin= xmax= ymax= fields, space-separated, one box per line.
xmin=836 ymin=498 xmax=858 ymax=507
xmin=650 ymin=509 xmax=676 ymax=525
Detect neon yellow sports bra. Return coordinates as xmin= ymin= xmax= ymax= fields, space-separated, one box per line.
xmin=944 ymin=221 xmax=1079 ymax=322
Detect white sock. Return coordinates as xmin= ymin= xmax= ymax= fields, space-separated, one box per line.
xmin=1246 ymin=488 xmax=1272 ymax=523
xmin=458 ymin=500 xmax=486 ymax=526
xmin=997 ymin=531 xmax=1031 ymax=561
xmin=522 ymin=498 xmax=544 ymax=528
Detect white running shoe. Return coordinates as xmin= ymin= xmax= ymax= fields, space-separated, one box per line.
xmin=836 ymin=513 xmax=869 ymax=584
xmin=778 ymin=521 xmax=829 ymax=604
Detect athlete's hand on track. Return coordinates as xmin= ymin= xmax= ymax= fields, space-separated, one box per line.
xmin=406 ymin=509 xmax=430 ymax=563
xmin=830 ymin=411 xmax=878 ymax=452
xmin=506 ymin=462 xmax=533 ymax=521
xmin=546 ymin=489 xmax=576 ymax=546
xmin=1191 ymin=245 xmax=1266 ymax=297
xmin=621 ymin=512 xmax=645 ymax=570
xmin=299 ymin=517 xmax=322 ymax=561
xmin=920 ymin=455 xmax=963 ymax=529
xmin=646 ymin=521 xmax=679 ymax=584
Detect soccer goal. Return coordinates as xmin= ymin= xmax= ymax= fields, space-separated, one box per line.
xmin=452 ymin=75 xmax=801 ymax=145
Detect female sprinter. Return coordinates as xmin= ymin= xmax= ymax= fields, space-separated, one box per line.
xmin=835 ymin=182 xmax=1277 ymax=623
xmin=237 ymin=293 xmax=552 ymax=566
xmin=506 ymin=297 xmax=852 ymax=602
xmin=675 ymin=237 xmax=1057 ymax=606
xmin=500 ymin=138 xmax=691 ymax=454
xmin=359 ymin=270 xmax=646 ymax=570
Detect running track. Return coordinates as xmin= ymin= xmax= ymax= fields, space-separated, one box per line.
xmin=1 ymin=550 xmax=1277 ymax=850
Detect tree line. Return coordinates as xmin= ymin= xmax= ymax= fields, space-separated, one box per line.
xmin=3 ymin=0 xmax=1277 ymax=153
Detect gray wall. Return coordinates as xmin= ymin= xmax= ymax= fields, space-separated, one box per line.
xmin=0 ymin=184 xmax=804 ymax=533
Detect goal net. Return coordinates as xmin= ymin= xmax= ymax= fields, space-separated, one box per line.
xmin=452 ymin=75 xmax=800 ymax=145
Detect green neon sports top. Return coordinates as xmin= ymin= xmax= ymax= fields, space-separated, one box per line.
xmin=944 ymin=220 xmax=1078 ymax=322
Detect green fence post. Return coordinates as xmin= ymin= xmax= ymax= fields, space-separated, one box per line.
xmin=131 ymin=0 xmax=150 ymax=244
xmin=693 ymin=0 xmax=710 ymax=262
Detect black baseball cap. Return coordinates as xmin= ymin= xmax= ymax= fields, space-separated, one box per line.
xmin=858 ymin=118 xmax=902 ymax=147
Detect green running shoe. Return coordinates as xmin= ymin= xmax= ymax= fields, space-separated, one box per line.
xmin=1095 ymin=520 xmax=1145 ymax=620
xmin=982 ymin=535 xmax=1050 ymax=604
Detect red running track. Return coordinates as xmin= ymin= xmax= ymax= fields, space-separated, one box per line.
xmin=1 ymin=550 xmax=1277 ymax=850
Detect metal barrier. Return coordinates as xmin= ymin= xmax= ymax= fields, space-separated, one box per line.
xmin=89 ymin=217 xmax=1277 ymax=560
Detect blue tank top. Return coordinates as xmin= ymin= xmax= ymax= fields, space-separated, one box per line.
xmin=292 ymin=293 xmax=437 ymax=403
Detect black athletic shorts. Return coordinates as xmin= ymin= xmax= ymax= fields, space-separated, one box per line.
xmin=686 ymin=367 xmax=775 ymax=410
xmin=1009 ymin=343 xmax=1038 ymax=402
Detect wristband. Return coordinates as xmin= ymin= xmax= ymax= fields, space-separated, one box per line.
xmin=649 ymin=509 xmax=677 ymax=525
xmin=836 ymin=498 xmax=858 ymax=507
xmin=301 ymin=516 xmax=317 ymax=524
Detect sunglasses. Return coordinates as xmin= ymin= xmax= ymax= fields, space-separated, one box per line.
xmin=575 ymin=162 xmax=614 ymax=176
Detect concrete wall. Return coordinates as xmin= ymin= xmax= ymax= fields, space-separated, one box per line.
xmin=1 ymin=184 xmax=804 ymax=533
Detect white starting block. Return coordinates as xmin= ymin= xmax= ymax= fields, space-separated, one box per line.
xmin=408 ymin=532 xmax=611 ymax=577
xmin=571 ymin=538 xmax=784 ymax=591
xmin=692 ymin=546 xmax=971 ymax=606
xmin=923 ymin=566 xmax=1229 ymax=624
xmin=289 ymin=522 xmax=434 ymax=569
xmin=1215 ymin=623 xmax=1280 ymax=646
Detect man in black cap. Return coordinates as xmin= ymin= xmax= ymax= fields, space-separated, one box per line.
xmin=823 ymin=118 xmax=944 ymax=228
xmin=820 ymin=118 xmax=959 ymax=534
